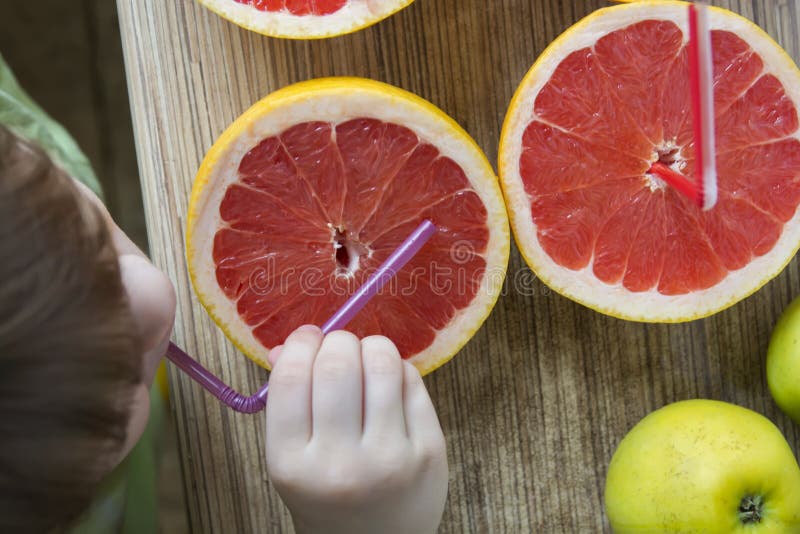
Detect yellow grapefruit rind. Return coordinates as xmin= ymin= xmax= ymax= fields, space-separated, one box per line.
xmin=197 ymin=0 xmax=414 ymax=40
xmin=498 ymin=0 xmax=800 ymax=322
xmin=188 ymin=77 xmax=510 ymax=374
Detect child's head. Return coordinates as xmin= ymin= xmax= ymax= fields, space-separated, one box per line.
xmin=0 ymin=125 xmax=174 ymax=532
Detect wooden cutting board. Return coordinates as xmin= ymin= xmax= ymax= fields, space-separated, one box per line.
xmin=116 ymin=0 xmax=800 ymax=531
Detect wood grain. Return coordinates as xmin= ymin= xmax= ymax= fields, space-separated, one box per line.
xmin=117 ymin=1 xmax=800 ymax=531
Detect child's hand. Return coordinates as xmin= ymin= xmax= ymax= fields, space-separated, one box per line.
xmin=265 ymin=325 xmax=448 ymax=534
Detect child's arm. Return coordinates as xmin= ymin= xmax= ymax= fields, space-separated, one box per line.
xmin=265 ymin=326 xmax=448 ymax=534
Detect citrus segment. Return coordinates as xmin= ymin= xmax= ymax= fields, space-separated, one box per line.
xmin=500 ymin=1 xmax=800 ymax=321
xmin=189 ymin=78 xmax=509 ymax=373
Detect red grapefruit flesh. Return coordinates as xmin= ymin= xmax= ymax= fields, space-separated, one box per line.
xmin=214 ymin=119 xmax=490 ymax=357
xmin=233 ymin=0 xmax=347 ymax=16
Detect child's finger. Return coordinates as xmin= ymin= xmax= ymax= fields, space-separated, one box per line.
xmin=266 ymin=326 xmax=323 ymax=447
xmin=402 ymin=362 xmax=446 ymax=452
xmin=312 ymin=330 xmax=363 ymax=443
xmin=361 ymin=336 xmax=406 ymax=442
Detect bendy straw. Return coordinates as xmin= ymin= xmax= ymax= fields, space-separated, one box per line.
xmin=166 ymin=219 xmax=437 ymax=414
xmin=649 ymin=1 xmax=718 ymax=210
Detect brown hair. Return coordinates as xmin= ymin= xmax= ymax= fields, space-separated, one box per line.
xmin=0 ymin=125 xmax=141 ymax=532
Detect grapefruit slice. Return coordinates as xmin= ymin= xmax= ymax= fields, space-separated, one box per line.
xmin=499 ymin=1 xmax=800 ymax=321
xmin=188 ymin=78 xmax=509 ymax=374
xmin=197 ymin=0 xmax=413 ymax=39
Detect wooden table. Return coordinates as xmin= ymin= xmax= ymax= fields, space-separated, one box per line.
xmin=117 ymin=1 xmax=800 ymax=531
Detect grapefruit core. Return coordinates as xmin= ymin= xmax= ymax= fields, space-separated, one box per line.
xmin=188 ymin=78 xmax=509 ymax=374
xmin=499 ymin=1 xmax=800 ymax=322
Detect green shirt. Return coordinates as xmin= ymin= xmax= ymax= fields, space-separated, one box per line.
xmin=0 ymin=52 xmax=101 ymax=197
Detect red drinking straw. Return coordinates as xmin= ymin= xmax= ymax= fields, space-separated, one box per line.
xmin=166 ymin=219 xmax=437 ymax=414
xmin=649 ymin=1 xmax=718 ymax=210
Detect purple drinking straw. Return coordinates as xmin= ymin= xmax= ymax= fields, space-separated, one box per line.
xmin=166 ymin=220 xmax=437 ymax=414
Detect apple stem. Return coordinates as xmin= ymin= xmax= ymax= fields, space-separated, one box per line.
xmin=738 ymin=495 xmax=763 ymax=524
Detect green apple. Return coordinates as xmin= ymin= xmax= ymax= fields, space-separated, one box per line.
xmin=605 ymin=399 xmax=800 ymax=533
xmin=768 ymin=295 xmax=800 ymax=424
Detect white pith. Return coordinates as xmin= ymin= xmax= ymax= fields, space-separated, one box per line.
xmin=197 ymin=0 xmax=413 ymax=39
xmin=499 ymin=1 xmax=800 ymax=322
xmin=188 ymin=84 xmax=510 ymax=372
